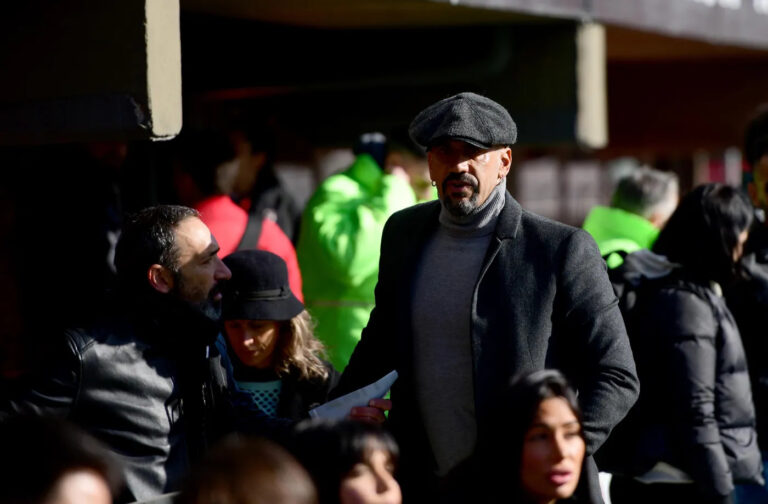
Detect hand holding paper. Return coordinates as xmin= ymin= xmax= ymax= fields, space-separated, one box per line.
xmin=349 ymin=398 xmax=392 ymax=424
xmin=309 ymin=370 xmax=398 ymax=421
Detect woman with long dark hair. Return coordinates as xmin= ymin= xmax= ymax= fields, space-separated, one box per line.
xmin=611 ymin=183 xmax=762 ymax=503
xmin=487 ymin=369 xmax=587 ymax=504
xmin=291 ymin=419 xmax=402 ymax=504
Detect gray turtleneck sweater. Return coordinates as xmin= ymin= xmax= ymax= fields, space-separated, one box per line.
xmin=411 ymin=180 xmax=506 ymax=477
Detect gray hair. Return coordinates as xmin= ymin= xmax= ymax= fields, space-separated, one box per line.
xmin=611 ymin=166 xmax=679 ymax=221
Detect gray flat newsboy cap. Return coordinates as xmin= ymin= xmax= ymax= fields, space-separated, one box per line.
xmin=409 ymin=92 xmax=517 ymax=149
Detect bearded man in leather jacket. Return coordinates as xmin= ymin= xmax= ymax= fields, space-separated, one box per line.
xmin=1 ymin=205 xmax=289 ymax=503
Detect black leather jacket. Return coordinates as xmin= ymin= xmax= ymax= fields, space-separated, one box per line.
xmin=1 ymin=294 xmax=290 ymax=503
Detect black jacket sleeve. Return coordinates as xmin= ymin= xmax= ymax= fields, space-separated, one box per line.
xmin=555 ymin=228 xmax=640 ymax=455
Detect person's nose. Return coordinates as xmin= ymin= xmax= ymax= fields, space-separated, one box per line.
xmin=552 ymin=436 xmax=568 ymax=461
xmin=242 ymin=331 xmax=256 ymax=348
xmin=215 ymin=258 xmax=232 ymax=281
xmin=374 ymin=468 xmax=399 ymax=497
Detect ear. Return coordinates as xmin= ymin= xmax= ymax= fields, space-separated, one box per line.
xmin=148 ymin=264 xmax=175 ymax=294
xmin=498 ymin=147 xmax=512 ymax=180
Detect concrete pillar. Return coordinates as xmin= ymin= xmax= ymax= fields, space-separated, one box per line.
xmin=0 ymin=1 xmax=181 ymax=144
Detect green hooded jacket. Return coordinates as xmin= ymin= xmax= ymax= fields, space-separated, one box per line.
xmin=297 ymin=154 xmax=416 ymax=370
xmin=582 ymin=205 xmax=660 ymax=268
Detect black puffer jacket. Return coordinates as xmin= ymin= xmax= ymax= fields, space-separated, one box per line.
xmin=626 ymin=269 xmax=763 ymax=498
xmin=726 ymin=234 xmax=768 ymax=448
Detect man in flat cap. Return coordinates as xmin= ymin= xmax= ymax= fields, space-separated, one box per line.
xmin=334 ymin=92 xmax=639 ymax=502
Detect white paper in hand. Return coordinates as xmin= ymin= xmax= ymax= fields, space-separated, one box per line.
xmin=309 ymin=370 xmax=398 ymax=420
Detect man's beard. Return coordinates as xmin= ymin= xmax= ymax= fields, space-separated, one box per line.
xmin=173 ymin=273 xmax=223 ymax=322
xmin=442 ymin=173 xmax=480 ymax=217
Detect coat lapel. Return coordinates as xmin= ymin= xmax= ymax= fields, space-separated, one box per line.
xmin=470 ymin=192 xmax=524 ymax=421
xmin=471 ymin=191 xmax=523 ymax=368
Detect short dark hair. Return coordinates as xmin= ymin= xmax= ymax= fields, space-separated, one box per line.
xmin=291 ymin=419 xmax=399 ymax=504
xmin=353 ymin=132 xmax=388 ymax=170
xmin=745 ymin=105 xmax=768 ymax=168
xmin=0 ymin=415 xmax=123 ymax=504
xmin=611 ymin=167 xmax=678 ymax=220
xmin=653 ymin=183 xmax=753 ymax=284
xmin=178 ymin=435 xmax=317 ymax=504
xmin=114 ymin=204 xmax=199 ymax=293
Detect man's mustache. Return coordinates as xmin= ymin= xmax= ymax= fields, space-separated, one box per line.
xmin=443 ymin=173 xmax=479 ymax=190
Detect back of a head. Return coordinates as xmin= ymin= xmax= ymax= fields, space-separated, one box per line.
xmin=611 ymin=166 xmax=679 ymax=224
xmin=0 ymin=415 xmax=122 ymax=504
xmin=114 ymin=204 xmax=199 ymax=295
xmin=354 ymin=129 xmax=426 ymax=170
xmin=178 ymin=436 xmax=317 ymax=504
xmin=291 ymin=419 xmax=399 ymax=504
xmin=353 ymin=132 xmax=388 ymax=170
xmin=653 ymin=183 xmax=753 ymax=283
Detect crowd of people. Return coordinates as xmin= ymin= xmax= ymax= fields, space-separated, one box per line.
xmin=1 ymin=92 xmax=768 ymax=504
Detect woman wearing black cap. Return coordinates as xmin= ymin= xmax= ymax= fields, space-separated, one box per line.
xmin=221 ymin=250 xmax=339 ymax=419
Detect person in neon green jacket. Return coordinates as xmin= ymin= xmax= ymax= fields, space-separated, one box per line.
xmin=298 ymin=135 xmax=431 ymax=370
xmin=583 ymin=166 xmax=678 ymax=268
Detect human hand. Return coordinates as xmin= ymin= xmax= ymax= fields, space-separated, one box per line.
xmin=348 ymin=398 xmax=392 ymax=424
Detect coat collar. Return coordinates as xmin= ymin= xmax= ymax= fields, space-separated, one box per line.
xmin=494 ymin=191 xmax=522 ymax=241
xmin=417 ymin=189 xmax=522 ymax=242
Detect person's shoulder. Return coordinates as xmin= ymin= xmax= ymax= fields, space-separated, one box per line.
xmin=65 ymin=319 xmax=132 ymax=354
xmin=518 ymin=208 xmax=594 ymax=249
xmin=387 ymin=199 xmax=440 ymax=228
xmin=649 ymin=277 xmax=719 ymax=332
xmin=520 ymin=208 xmax=577 ymax=232
xmin=286 ymin=359 xmax=340 ymax=397
xmin=257 ymin=216 xmax=291 ymax=245
xmin=63 ymin=301 xmax=141 ymax=353
xmin=322 ymin=359 xmax=341 ymax=385
xmin=310 ymin=165 xmax=367 ymax=198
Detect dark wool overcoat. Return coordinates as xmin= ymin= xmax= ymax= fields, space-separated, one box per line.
xmin=334 ymin=191 xmax=640 ymax=503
